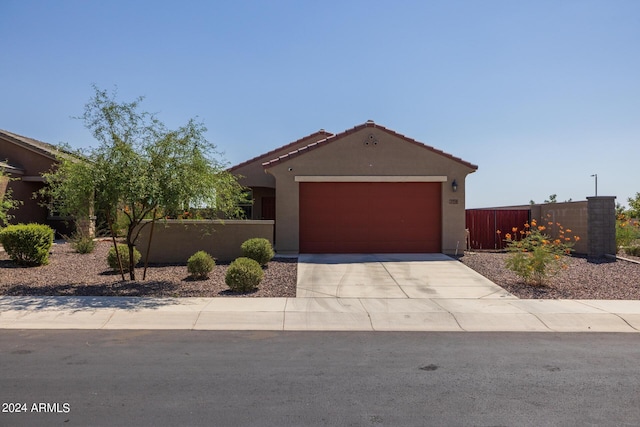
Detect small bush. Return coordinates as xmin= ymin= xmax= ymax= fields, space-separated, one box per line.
xmin=187 ymin=251 xmax=215 ymax=280
xmin=0 ymin=223 xmax=54 ymax=266
xmin=69 ymin=231 xmax=96 ymax=254
xmin=225 ymin=257 xmax=264 ymax=293
xmin=625 ymin=246 xmax=640 ymax=257
xmin=502 ymin=217 xmax=579 ymax=286
xmin=107 ymin=244 xmax=141 ymax=272
xmin=241 ymin=238 xmax=274 ymax=266
xmin=616 ymin=215 xmax=640 ymax=251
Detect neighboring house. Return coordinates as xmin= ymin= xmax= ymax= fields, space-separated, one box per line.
xmin=230 ymin=121 xmax=477 ymax=255
xmin=0 ymin=129 xmax=71 ymax=235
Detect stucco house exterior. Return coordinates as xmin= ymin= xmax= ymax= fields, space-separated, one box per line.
xmin=0 ymin=129 xmax=71 ymax=233
xmin=230 ymin=121 xmax=477 ymax=255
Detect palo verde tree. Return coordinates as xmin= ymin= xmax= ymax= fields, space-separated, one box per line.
xmin=44 ymin=86 xmax=248 ymax=280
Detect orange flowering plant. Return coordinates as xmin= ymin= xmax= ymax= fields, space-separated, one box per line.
xmin=498 ymin=216 xmax=579 ymax=286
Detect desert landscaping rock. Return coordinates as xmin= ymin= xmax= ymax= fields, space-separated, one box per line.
xmin=460 ymin=251 xmax=640 ymax=300
xmin=2 ymin=240 xmax=640 ymax=300
xmin=0 ymin=241 xmax=296 ymax=298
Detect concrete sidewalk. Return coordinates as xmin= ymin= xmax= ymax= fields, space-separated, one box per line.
xmin=1 ymin=296 xmax=639 ymax=332
xmin=2 ymin=253 xmax=639 ymax=332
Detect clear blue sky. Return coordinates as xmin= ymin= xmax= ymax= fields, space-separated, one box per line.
xmin=2 ymin=0 xmax=638 ymax=208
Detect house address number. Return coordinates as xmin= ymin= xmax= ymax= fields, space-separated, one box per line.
xmin=449 ymin=199 xmax=459 ymax=204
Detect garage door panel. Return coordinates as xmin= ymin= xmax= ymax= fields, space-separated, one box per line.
xmin=299 ymin=182 xmax=441 ymax=253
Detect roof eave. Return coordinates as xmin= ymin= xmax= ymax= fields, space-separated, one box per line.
xmin=228 ymin=130 xmax=334 ymax=172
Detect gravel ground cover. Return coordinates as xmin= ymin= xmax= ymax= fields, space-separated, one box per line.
xmin=2 ymin=240 xmax=640 ymax=299
xmin=460 ymin=250 xmax=640 ymax=299
xmin=0 ymin=241 xmax=297 ymax=298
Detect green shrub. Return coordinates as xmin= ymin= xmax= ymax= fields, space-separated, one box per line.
xmin=241 ymin=238 xmax=274 ymax=266
xmin=187 ymin=251 xmax=215 ymax=280
xmin=616 ymin=215 xmax=640 ymax=251
xmin=502 ymin=217 xmax=578 ymax=286
xmin=625 ymin=246 xmax=640 ymax=257
xmin=0 ymin=223 xmax=54 ymax=266
xmin=69 ymin=231 xmax=96 ymax=254
xmin=107 ymin=243 xmax=141 ymax=272
xmin=225 ymin=257 xmax=264 ymax=293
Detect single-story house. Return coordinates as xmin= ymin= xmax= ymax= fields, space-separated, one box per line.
xmin=0 ymin=129 xmax=71 ymax=235
xmin=230 ymin=121 xmax=477 ymax=255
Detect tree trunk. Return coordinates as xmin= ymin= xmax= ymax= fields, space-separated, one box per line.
xmin=106 ymin=210 xmax=125 ymax=281
xmin=128 ymin=244 xmax=136 ymax=281
xmin=142 ymin=210 xmax=157 ymax=280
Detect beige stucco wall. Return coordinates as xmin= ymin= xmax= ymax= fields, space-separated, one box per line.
xmin=231 ymin=132 xmax=331 ymax=189
xmin=133 ymin=220 xmax=274 ymax=263
xmin=265 ymin=127 xmax=476 ymax=254
xmin=230 ymin=132 xmax=332 ymax=220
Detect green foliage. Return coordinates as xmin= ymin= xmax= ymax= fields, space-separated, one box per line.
xmin=0 ymin=171 xmax=22 ymax=227
xmin=0 ymin=223 xmax=54 ymax=266
xmin=42 ymin=86 xmax=249 ymax=280
xmin=241 ymin=238 xmax=274 ymax=266
xmin=187 ymin=251 xmax=215 ymax=280
xmin=225 ymin=257 xmax=263 ymax=293
xmin=628 ymin=193 xmax=640 ymax=219
xmin=625 ymin=246 xmax=640 ymax=257
xmin=107 ymin=243 xmax=141 ymax=272
xmin=68 ymin=231 xmax=96 ymax=254
xmin=616 ymin=214 xmax=640 ymax=251
xmin=501 ymin=217 xmax=578 ymax=286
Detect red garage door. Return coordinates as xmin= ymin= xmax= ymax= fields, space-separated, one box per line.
xmin=299 ymin=182 xmax=441 ymax=253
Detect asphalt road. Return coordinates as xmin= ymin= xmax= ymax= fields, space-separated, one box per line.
xmin=1 ymin=330 xmax=639 ymax=426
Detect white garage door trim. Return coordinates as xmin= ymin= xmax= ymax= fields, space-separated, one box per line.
xmin=295 ymin=175 xmax=447 ymax=182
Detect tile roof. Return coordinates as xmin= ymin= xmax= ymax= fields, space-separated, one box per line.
xmin=228 ymin=130 xmax=334 ymax=172
xmin=261 ymin=120 xmax=478 ymax=170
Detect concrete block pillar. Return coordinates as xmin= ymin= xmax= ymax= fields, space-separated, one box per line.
xmin=587 ymin=196 xmax=616 ymax=257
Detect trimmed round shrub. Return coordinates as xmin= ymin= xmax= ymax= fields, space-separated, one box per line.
xmin=0 ymin=223 xmax=54 ymax=266
xmin=107 ymin=243 xmax=141 ymax=272
xmin=241 ymin=237 xmax=274 ymax=266
xmin=187 ymin=250 xmax=215 ymax=280
xmin=225 ymin=257 xmax=264 ymax=293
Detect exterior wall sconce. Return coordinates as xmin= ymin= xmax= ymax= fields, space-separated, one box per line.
xmin=451 ymin=179 xmax=458 ymax=192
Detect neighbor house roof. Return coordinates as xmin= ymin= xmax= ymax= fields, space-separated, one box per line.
xmin=261 ymin=120 xmax=478 ymax=171
xmin=0 ymin=129 xmax=64 ymax=160
xmin=228 ymin=129 xmax=334 ymax=172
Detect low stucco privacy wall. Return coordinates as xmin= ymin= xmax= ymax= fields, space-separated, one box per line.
xmin=134 ymin=220 xmax=274 ymax=264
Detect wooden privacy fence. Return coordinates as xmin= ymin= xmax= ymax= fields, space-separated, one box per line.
xmin=466 ymin=209 xmax=530 ymax=250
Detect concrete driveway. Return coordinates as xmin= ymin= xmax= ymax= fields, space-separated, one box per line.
xmin=296 ymin=253 xmax=515 ymax=299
